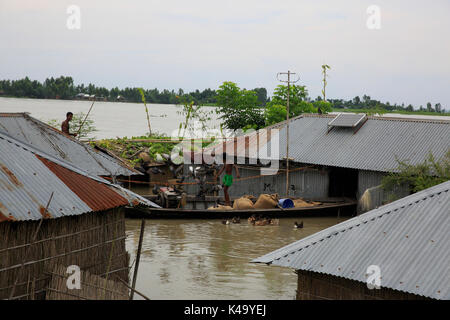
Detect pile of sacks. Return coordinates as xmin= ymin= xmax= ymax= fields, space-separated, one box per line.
xmin=208 ymin=194 xmax=280 ymax=211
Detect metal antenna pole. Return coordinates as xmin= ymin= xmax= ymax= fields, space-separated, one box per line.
xmin=277 ymin=71 xmax=300 ymax=197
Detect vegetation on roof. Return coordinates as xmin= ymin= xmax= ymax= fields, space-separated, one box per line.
xmin=382 ymin=150 xmax=450 ymax=198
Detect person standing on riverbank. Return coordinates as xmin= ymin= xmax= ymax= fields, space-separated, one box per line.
xmin=215 ymin=153 xmax=240 ymax=206
xmin=61 ymin=112 xmax=77 ymax=137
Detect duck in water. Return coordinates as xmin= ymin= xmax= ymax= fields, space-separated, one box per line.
xmin=294 ymin=221 xmax=304 ymax=229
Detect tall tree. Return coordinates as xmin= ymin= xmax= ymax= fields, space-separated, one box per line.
xmin=216 ymin=82 xmax=264 ymax=130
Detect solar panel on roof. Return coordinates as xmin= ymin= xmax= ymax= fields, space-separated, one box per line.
xmin=328 ymin=113 xmax=367 ymax=128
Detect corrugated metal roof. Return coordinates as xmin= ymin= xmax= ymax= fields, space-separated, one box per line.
xmin=252 ymin=180 xmax=450 ymax=300
xmin=0 ymin=131 xmax=159 ymax=222
xmin=212 ymin=114 xmax=450 ymax=172
xmin=0 ymin=113 xmax=140 ymax=176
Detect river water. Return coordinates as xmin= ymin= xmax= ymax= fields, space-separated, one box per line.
xmin=0 ymin=97 xmax=220 ymax=139
xmin=125 ymin=217 xmax=347 ymax=300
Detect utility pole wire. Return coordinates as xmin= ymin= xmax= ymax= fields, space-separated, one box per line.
xmin=276 ymin=71 xmax=300 ymax=197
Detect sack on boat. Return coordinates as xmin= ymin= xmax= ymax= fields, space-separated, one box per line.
xmin=253 ymin=194 xmax=279 ymax=209
xmin=233 ymin=197 xmax=254 ymax=210
xmin=293 ymin=198 xmax=320 ymax=208
xmin=207 ymin=205 xmax=233 ymax=211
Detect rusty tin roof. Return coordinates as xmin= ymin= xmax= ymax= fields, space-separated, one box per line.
xmin=0 ymin=131 xmax=158 ymax=222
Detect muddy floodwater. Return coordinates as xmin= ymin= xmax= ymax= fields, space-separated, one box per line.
xmin=125 ymin=217 xmax=348 ymax=300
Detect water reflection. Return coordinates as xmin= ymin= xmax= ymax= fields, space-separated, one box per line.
xmin=125 ymin=217 xmax=347 ymax=300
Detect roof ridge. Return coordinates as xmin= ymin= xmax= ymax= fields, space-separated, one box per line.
xmin=367 ymin=116 xmax=450 ymax=124
xmin=22 ymin=114 xmax=139 ymax=175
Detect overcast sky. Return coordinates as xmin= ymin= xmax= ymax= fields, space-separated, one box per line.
xmin=1 ymin=0 xmax=449 ymax=108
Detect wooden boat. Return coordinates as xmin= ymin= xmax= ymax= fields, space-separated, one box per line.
xmin=125 ymin=198 xmax=357 ymax=219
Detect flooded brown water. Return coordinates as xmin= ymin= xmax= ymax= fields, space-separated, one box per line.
xmin=125 ymin=217 xmax=348 ymax=300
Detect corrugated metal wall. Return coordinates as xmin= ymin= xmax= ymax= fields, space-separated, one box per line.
xmin=184 ymin=165 xmax=329 ymax=200
xmin=358 ymin=170 xmax=385 ymax=198
xmin=357 ymin=170 xmax=410 ymax=213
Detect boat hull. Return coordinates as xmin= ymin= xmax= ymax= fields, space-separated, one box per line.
xmin=125 ymin=200 xmax=357 ymax=219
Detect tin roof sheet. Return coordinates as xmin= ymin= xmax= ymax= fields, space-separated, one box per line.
xmin=217 ymin=114 xmax=450 ymax=172
xmin=0 ymin=131 xmax=159 ymax=222
xmin=0 ymin=113 xmax=139 ymax=176
xmin=252 ymin=180 xmax=450 ymax=300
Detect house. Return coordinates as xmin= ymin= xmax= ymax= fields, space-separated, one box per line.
xmin=252 ymin=180 xmax=450 ymax=300
xmin=0 ymin=112 xmax=140 ymax=178
xmin=0 ymin=131 xmax=159 ymax=300
xmin=188 ymin=113 xmax=450 ymax=212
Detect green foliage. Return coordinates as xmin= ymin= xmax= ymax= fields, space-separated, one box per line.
xmin=382 ymin=151 xmax=450 ymax=195
xmin=95 ymin=133 xmax=176 ymax=165
xmin=263 ymin=84 xmax=315 ymax=125
xmin=45 ymin=112 xmax=97 ymax=139
xmin=176 ymin=97 xmax=213 ymax=138
xmin=312 ymin=101 xmax=332 ymax=114
xmin=216 ymin=81 xmax=265 ymax=130
xmin=270 ymin=84 xmax=308 ymax=116
xmin=264 ymin=104 xmax=287 ymax=126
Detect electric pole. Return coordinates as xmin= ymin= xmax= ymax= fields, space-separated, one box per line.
xmin=277 ymin=71 xmax=300 ymax=197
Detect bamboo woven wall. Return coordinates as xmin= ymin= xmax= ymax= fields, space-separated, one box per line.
xmin=296 ymin=270 xmax=426 ymax=300
xmin=0 ymin=208 xmax=129 ymax=300
xmin=46 ymin=264 xmax=128 ymax=300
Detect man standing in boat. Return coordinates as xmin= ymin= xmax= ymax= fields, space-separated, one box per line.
xmin=61 ymin=112 xmax=78 ymax=137
xmin=215 ymin=153 xmax=240 ymax=206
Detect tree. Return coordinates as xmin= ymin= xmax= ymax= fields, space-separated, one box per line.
xmin=269 ymin=84 xmax=309 ymax=117
xmin=252 ymin=87 xmax=268 ymax=106
xmin=216 ymin=81 xmax=265 ymax=130
xmin=264 ymin=104 xmax=287 ymax=126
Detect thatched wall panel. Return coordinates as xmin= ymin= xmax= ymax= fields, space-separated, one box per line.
xmin=0 ymin=208 xmax=129 ymax=300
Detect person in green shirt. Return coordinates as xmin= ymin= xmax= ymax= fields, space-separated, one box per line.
xmin=215 ymin=153 xmax=240 ymax=206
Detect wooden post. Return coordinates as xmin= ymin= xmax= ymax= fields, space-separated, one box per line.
xmin=286 ymin=71 xmax=290 ymax=198
xmin=277 ymin=70 xmax=299 ymax=198
xmin=130 ymin=218 xmax=146 ymax=300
